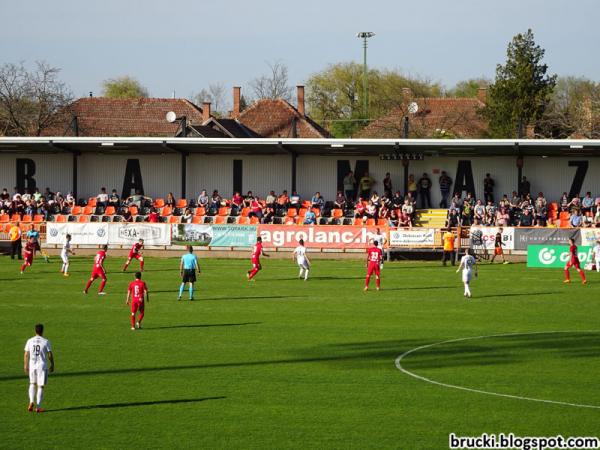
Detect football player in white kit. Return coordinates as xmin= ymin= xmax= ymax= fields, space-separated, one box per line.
xmin=372 ymin=228 xmax=387 ymax=268
xmin=592 ymin=240 xmax=600 ymax=272
xmin=293 ymin=239 xmax=311 ymax=280
xmin=456 ymin=248 xmax=477 ymax=298
xmin=24 ymin=324 xmax=54 ymax=412
xmin=60 ymin=234 xmax=75 ymax=277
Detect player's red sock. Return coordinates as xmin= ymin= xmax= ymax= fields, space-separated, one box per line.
xmin=140 ymin=260 xmax=144 ymax=271
xmin=138 ymin=311 xmax=144 ymax=324
xmin=365 ymin=275 xmax=370 ymax=288
xmin=578 ymin=269 xmax=586 ymax=282
xmin=376 ymin=276 xmax=380 ymax=288
xmin=248 ymin=268 xmax=259 ymax=280
xmin=123 ymin=263 xmax=128 ymax=271
xmin=99 ymin=279 xmax=106 ymax=292
xmin=131 ymin=313 xmax=136 ymax=328
xmin=84 ymin=279 xmax=93 ymax=292
xmin=564 ymin=269 xmax=570 ymax=281
xmin=20 ymin=263 xmax=27 ymax=272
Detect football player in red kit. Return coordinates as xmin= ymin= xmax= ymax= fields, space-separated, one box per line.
xmin=126 ymin=271 xmax=149 ymax=330
xmin=20 ymin=237 xmax=36 ymax=274
xmin=247 ymin=236 xmax=269 ymax=281
xmin=123 ymin=239 xmax=144 ymax=272
xmin=564 ymin=238 xmax=587 ymax=284
xmin=364 ymin=240 xmax=383 ymax=291
xmin=84 ymin=245 xmax=108 ymax=295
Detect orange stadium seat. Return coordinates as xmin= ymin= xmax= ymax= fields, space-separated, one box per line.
xmin=10 ymin=214 xmax=21 ymax=222
xmin=21 ymin=215 xmax=32 ymax=223
xmin=176 ymin=199 xmax=187 ymax=209
xmin=0 ymin=214 xmax=9 ymax=223
xmin=559 ymin=211 xmax=570 ymax=220
xmin=83 ymin=206 xmax=94 ymax=215
xmin=33 ymin=215 xmax=44 ymax=223
xmin=302 ymin=200 xmax=311 ymax=208
xmin=366 ymin=218 xmax=376 ymax=226
xmin=296 ymin=217 xmax=304 ymax=225
xmin=192 ymin=216 xmax=203 ymax=224
xmin=78 ymin=215 xmax=90 ymax=223
xmin=19 ymin=223 xmax=30 ymax=232
xmin=215 ymin=216 xmax=227 ymax=224
xmin=284 ymin=217 xmax=295 ymax=225
xmin=3 ymin=224 xmax=11 ymax=232
xmin=217 ymin=207 xmax=229 ymax=216
xmin=161 ymin=206 xmax=172 ymax=217
xmin=311 ymin=208 xmax=321 ymax=218
xmin=154 ymin=198 xmax=165 ymax=208
xmin=298 ymin=208 xmax=307 ymax=217
xmin=559 ymin=219 xmax=570 ymax=228
xmin=237 ymin=216 xmax=249 ymax=225
xmin=55 ymin=215 xmax=67 ymax=223
xmin=129 ymin=206 xmax=138 ymax=216
xmin=194 ymin=207 xmax=205 ymax=216
xmin=104 ymin=206 xmax=116 ymax=215
xmin=287 ymin=209 xmax=297 ymax=218
xmin=353 ymin=218 xmax=364 ymax=226
xmin=71 ymin=206 xmax=82 ymax=215
xmin=241 ymin=207 xmax=250 ymax=217
xmin=377 ymin=219 xmax=387 ymax=226
xmin=250 ymin=217 xmax=260 ymax=225
xmin=332 ymin=209 xmax=343 ymax=218
xmin=168 ymin=216 xmax=180 ymax=224
xmin=87 ymin=198 xmax=97 ymax=207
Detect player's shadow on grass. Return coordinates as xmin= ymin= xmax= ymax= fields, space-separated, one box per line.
xmin=266 ymin=276 xmax=364 ymax=281
xmin=146 ymin=322 xmax=261 ymax=330
xmin=474 ymin=291 xmax=556 ymax=299
xmin=383 ymin=285 xmax=455 ymax=291
xmin=46 ymin=396 xmax=226 ymax=412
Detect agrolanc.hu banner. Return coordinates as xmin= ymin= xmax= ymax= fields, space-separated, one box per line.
xmin=257 ymin=225 xmax=383 ymax=248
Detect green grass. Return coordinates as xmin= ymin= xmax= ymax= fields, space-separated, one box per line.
xmin=1 ymin=255 xmax=599 ymax=449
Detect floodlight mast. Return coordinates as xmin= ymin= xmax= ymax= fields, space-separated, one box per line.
xmin=356 ymin=32 xmax=375 ymax=120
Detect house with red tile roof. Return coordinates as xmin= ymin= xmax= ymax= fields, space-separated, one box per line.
xmin=42 ymin=97 xmax=204 ymax=137
xmin=356 ymin=88 xmax=489 ymax=139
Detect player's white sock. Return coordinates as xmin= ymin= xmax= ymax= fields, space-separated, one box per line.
xmin=298 ymin=268 xmax=304 ymax=278
xmin=304 ymin=269 xmax=309 ymax=280
xmin=28 ymin=384 xmax=35 ymax=403
xmin=36 ymin=387 xmax=43 ymax=407
xmin=465 ymin=284 xmax=471 ymax=297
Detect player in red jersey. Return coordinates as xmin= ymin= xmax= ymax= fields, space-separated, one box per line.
xmin=84 ymin=245 xmax=108 ymax=295
xmin=564 ymin=238 xmax=587 ymax=284
xmin=126 ymin=272 xmax=149 ymax=330
xmin=20 ymin=237 xmax=36 ymax=274
xmin=123 ymin=239 xmax=144 ymax=272
xmin=247 ymin=236 xmax=269 ymax=281
xmin=364 ymin=240 xmax=383 ymax=291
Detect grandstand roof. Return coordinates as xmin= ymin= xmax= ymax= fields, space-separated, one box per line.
xmin=2 ymin=137 xmax=600 ymax=157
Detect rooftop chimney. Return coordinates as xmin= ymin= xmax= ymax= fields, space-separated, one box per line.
xmin=401 ymin=87 xmax=413 ymax=99
xmin=297 ymin=86 xmax=305 ymax=115
xmin=232 ymin=86 xmax=241 ymax=118
xmin=526 ymin=124 xmax=535 ymax=139
xmin=477 ymin=87 xmax=487 ymax=104
xmin=202 ymin=102 xmax=211 ymax=123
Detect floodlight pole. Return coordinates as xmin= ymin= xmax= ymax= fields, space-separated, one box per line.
xmin=357 ymin=32 xmax=375 ymax=120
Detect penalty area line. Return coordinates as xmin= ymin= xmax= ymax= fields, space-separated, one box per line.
xmin=395 ymin=330 xmax=600 ymax=410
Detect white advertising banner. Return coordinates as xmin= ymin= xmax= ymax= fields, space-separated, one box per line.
xmin=390 ymin=228 xmax=435 ymax=247
xmin=470 ymin=226 xmax=515 ymax=250
xmin=108 ymin=223 xmax=171 ymax=246
xmin=580 ymin=229 xmax=600 ymax=247
xmin=46 ymin=222 xmax=109 ymax=245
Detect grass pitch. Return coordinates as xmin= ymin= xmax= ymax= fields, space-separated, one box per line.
xmin=1 ymin=255 xmax=599 ymax=449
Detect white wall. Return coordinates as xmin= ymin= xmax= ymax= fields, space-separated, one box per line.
xmin=0 ymin=153 xmax=72 ymax=194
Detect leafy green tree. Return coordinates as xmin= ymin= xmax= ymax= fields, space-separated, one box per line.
xmin=305 ymin=62 xmax=442 ymax=137
xmin=482 ymin=29 xmax=556 ymax=138
xmin=447 ymin=78 xmax=490 ymax=98
xmin=101 ymin=76 xmax=149 ymax=98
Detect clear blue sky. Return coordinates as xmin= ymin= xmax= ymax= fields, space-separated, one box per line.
xmin=1 ymin=0 xmax=598 ymax=106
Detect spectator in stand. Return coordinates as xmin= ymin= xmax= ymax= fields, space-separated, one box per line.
xmin=450 ymin=192 xmax=462 ymax=211
xmin=182 ymin=208 xmax=193 ymax=223
xmin=594 ymin=209 xmax=600 ymax=227
xmin=334 ymin=191 xmax=346 ymax=210
xmin=582 ymin=211 xmax=593 ymax=228
xmin=407 ymin=174 xmax=417 ymax=202
xmin=165 ymin=192 xmax=176 ymax=207
xmin=446 ymin=209 xmax=460 ymax=228
xmin=388 ymin=209 xmax=399 ymax=227
xmin=210 ymin=190 xmax=223 ymax=210
xmin=464 ymin=192 xmax=475 ymax=209
xmin=518 ymin=208 xmax=534 ymax=226
xmin=311 ymin=192 xmax=324 ymax=212
xmin=483 ymin=173 xmax=495 ymax=204
xmin=121 ymin=207 xmax=133 ymax=223
xmin=418 ymin=173 xmax=432 ymax=209
xmin=383 ymin=172 xmax=393 ymax=195
xmin=405 ymin=191 xmax=416 ymax=210
xmin=277 ymin=190 xmax=290 ymax=212
xmin=65 ymin=192 xmax=76 ymax=208
xmin=558 ymin=192 xmax=569 ymax=212
xmin=485 ymin=201 xmax=496 ymax=226
xmin=44 ymin=187 xmax=55 ymax=202
xmin=582 ymin=192 xmax=594 ymax=215
xmin=249 ymin=197 xmax=263 ymax=220
xmin=392 ymin=191 xmax=403 ymax=209
xmin=127 ymin=190 xmax=151 ymax=209
xmin=22 ymin=189 xmax=31 ymax=202
xmin=147 ymin=208 xmax=159 ymax=223
xmin=54 ymin=192 xmax=65 ymax=211
xmin=33 ymin=188 xmax=42 ymax=202
xmin=1 ymin=188 xmax=9 ymax=202
xmin=496 ymin=207 xmax=510 ymax=227
xmin=289 ymin=191 xmax=301 ymax=212
xmin=364 ymin=201 xmax=378 ymax=222
xmin=370 ymin=191 xmax=381 ymax=208
xmin=12 ymin=187 xmax=20 ymax=201
xmin=25 ymin=199 xmax=36 ymax=216
xmin=263 ymin=205 xmax=275 ymax=224
xmin=359 ymin=172 xmax=375 ymax=199
xmin=568 ymin=194 xmax=581 ymax=214
xmin=473 ymin=200 xmax=485 ymax=225
xmin=96 ymin=187 xmax=109 ymax=207
xmin=570 ymin=210 xmax=583 ymax=228
xmin=379 ymin=202 xmax=390 ymax=222
xmin=265 ymin=191 xmax=277 ymax=208
xmin=303 ymin=208 xmax=316 ymax=225
xmin=343 ymin=171 xmax=356 ymax=200
xmin=438 ymin=171 xmax=452 ymax=208
xmin=354 ymin=199 xmax=366 ymax=219
xmin=231 ymin=191 xmax=244 ymax=213
xmin=518 ymin=176 xmax=531 ymax=197
xmin=109 ymin=189 xmax=120 ymax=208
xmin=461 ymin=201 xmax=472 ymax=226
xmin=401 ymin=198 xmax=414 ymax=221
xmin=398 ymin=209 xmax=412 ymax=228
xmin=197 ymin=190 xmax=209 ymax=208
xmin=498 ymin=194 xmax=510 ymax=210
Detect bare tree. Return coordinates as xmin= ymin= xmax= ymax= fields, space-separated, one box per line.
xmin=192 ymin=83 xmax=226 ymax=115
xmin=0 ymin=61 xmax=72 ymax=136
xmin=250 ymin=61 xmax=293 ymax=101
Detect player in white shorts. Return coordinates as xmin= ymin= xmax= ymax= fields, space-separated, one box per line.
xmin=293 ymin=239 xmax=311 ymax=280
xmin=372 ymin=228 xmax=387 ymax=268
xmin=24 ymin=324 xmax=54 ymax=413
xmin=593 ymin=240 xmax=600 ymax=273
xmin=60 ymin=234 xmax=75 ymax=277
xmin=456 ymin=248 xmax=478 ymax=298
